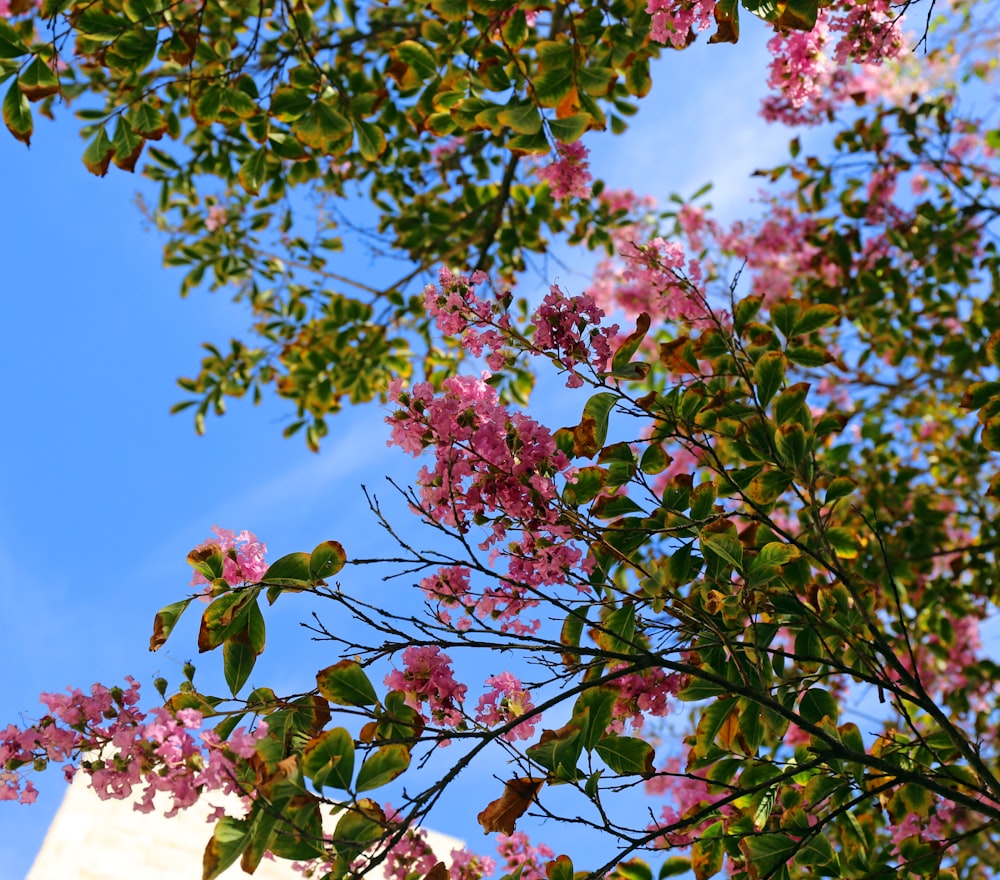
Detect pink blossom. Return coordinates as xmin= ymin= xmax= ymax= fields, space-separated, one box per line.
xmin=205 ymin=205 xmax=227 ymax=233
xmin=495 ymin=832 xmax=554 ymax=880
xmin=190 ymin=526 xmax=268 ymax=587
xmin=384 ymin=646 xmax=468 ymax=727
xmin=608 ymin=667 xmax=682 ymax=732
xmin=475 ymin=673 xmax=538 ymax=742
xmin=387 ymin=371 xmax=587 ymax=631
xmin=1 ymin=679 xmax=266 ymax=813
xmin=536 ymin=142 xmax=592 ymax=201
xmin=449 ymin=848 xmax=497 ymax=880
xmin=645 ymin=0 xmax=715 ymax=49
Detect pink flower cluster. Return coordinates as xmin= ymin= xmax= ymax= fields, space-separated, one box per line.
xmin=424 ymin=267 xmax=510 ymax=370
xmin=381 ymin=823 xmax=439 ymax=880
xmin=424 ymin=266 xmax=621 ymax=387
xmin=474 ymin=673 xmax=538 ymax=742
xmin=532 ymin=286 xmax=619 ymax=387
xmin=536 ymin=142 xmax=592 ymax=201
xmin=384 ymin=646 xmax=468 ymax=727
xmin=495 ymin=832 xmax=554 ymax=880
xmin=205 ymin=204 xmax=227 ymax=232
xmin=715 ymin=205 xmax=841 ymax=305
xmin=1 ymin=679 xmax=265 ymax=814
xmin=645 ymin=0 xmax=715 ymax=48
xmin=645 ymin=756 xmax=723 ymax=847
xmin=387 ymin=372 xmax=586 ymax=631
xmin=761 ymin=3 xmax=904 ymax=126
xmin=190 ymin=526 xmax=268 ymax=588
xmin=889 ymin=799 xmax=959 ymax=856
xmin=589 ymin=234 xmax=711 ymax=326
xmin=608 ymin=667 xmax=682 ymax=732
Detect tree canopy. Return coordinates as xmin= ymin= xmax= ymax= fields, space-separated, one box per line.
xmin=4 ymin=1 xmax=1000 ymax=880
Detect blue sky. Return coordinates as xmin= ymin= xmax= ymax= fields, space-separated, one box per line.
xmin=0 ymin=25 xmax=793 ymax=880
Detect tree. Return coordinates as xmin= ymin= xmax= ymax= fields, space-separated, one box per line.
xmin=3 ymin=1 xmax=1000 ymax=879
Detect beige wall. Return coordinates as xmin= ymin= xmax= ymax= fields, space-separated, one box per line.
xmin=28 ymin=777 xmax=461 ymax=880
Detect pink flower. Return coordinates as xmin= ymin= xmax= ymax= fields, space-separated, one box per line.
xmin=475 ymin=673 xmax=538 ymax=741
xmin=190 ymin=526 xmax=268 ymax=587
xmin=384 ymin=646 xmax=468 ymax=727
xmin=536 ymin=142 xmax=592 ymax=201
xmin=205 ymin=205 xmax=227 ymax=232
xmin=495 ymin=833 xmax=554 ymax=880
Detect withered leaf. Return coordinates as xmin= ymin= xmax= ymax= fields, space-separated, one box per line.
xmin=477 ymin=777 xmax=544 ymax=835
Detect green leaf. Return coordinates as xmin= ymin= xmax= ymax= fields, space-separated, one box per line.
xmin=198 ymin=590 xmax=258 ymax=653
xmin=395 ymin=40 xmax=437 ymax=80
xmin=526 ymin=723 xmax=583 ymax=780
xmin=562 ymin=465 xmax=607 ymax=507
xmin=734 ymin=295 xmax=763 ymax=335
xmin=560 ymin=611 xmax=584 ymax=667
xmin=639 ymin=443 xmax=668 ymax=475
xmin=310 ymin=540 xmax=346 ymax=581
xmin=223 ymin=631 xmax=257 ymax=695
xmin=302 ymin=727 xmax=355 ymax=791
xmin=615 ymin=859 xmax=651 ymax=880
xmin=500 ymin=7 xmax=528 ymax=47
xmin=755 ymin=542 xmax=800 ymax=567
xmin=753 ymin=351 xmax=786 ymax=407
xmin=595 ymin=735 xmax=654 ymax=776
xmin=355 ymin=744 xmax=411 ymax=791
xmin=263 ymin=551 xmax=312 ymax=587
xmin=497 ymin=101 xmax=542 ymax=135
xmin=238 ymin=147 xmax=268 ymax=195
xmin=776 ymin=0 xmax=819 ymax=30
xmin=612 ymin=313 xmax=650 ymax=374
xmin=270 ymin=87 xmax=312 ymax=122
xmin=3 ymin=81 xmax=31 ymax=146
xmin=111 ymin=116 xmax=144 ymax=172
xmin=824 ymin=477 xmax=855 ymax=505
xmin=203 ymin=816 xmax=251 ymax=880
xmin=793 ymin=304 xmax=839 ymax=335
xmin=786 ymin=345 xmax=829 ymax=368
xmin=573 ymin=391 xmax=617 ymax=458
xmin=798 ymin=687 xmax=838 ymax=726
xmin=317 ymin=659 xmax=378 ymax=706
xmin=548 ymin=112 xmax=591 ymax=143
xmin=149 ymin=598 xmax=195 ymax=651
xmin=590 ymin=493 xmax=644 ymax=519
xmin=534 ymin=67 xmax=574 ymax=108
xmin=677 ymin=678 xmax=728 ymax=702
xmin=624 ymin=58 xmax=651 ymax=98
xmin=356 ymin=119 xmax=386 ymax=161
xmin=982 ymin=419 xmax=1000 ymax=451
xmin=293 ymin=101 xmax=353 ymax=154
xmin=0 ymin=20 xmax=28 ymax=59
xmin=692 ymin=824 xmax=724 ymax=880
xmin=987 ymin=329 xmax=1000 ymax=370
xmin=739 ymin=833 xmax=797 ymax=879
xmin=598 ymin=604 xmax=637 ymax=654
xmin=507 ymin=129 xmax=550 ymax=155
xmin=572 ymin=687 xmax=617 ymax=750
xmin=127 ymin=102 xmax=167 ymax=139
xmin=701 ymin=531 xmax=743 ymax=572
xmin=18 ymin=56 xmax=59 ymax=102
xmin=659 ymin=858 xmax=693 ymax=879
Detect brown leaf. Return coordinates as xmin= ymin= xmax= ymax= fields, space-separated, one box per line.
xmin=477 ymin=777 xmax=544 ymax=835
xmin=555 ymin=87 xmax=580 ymax=119
xmin=708 ymin=1 xmax=739 ymax=44
xmin=658 ymin=337 xmax=697 ymax=374
xmin=572 ymin=416 xmax=598 ymax=458
xmin=425 ymin=862 xmax=449 ymax=880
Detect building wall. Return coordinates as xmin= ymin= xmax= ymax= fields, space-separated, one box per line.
xmin=27 ymin=778 xmax=461 ymax=880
